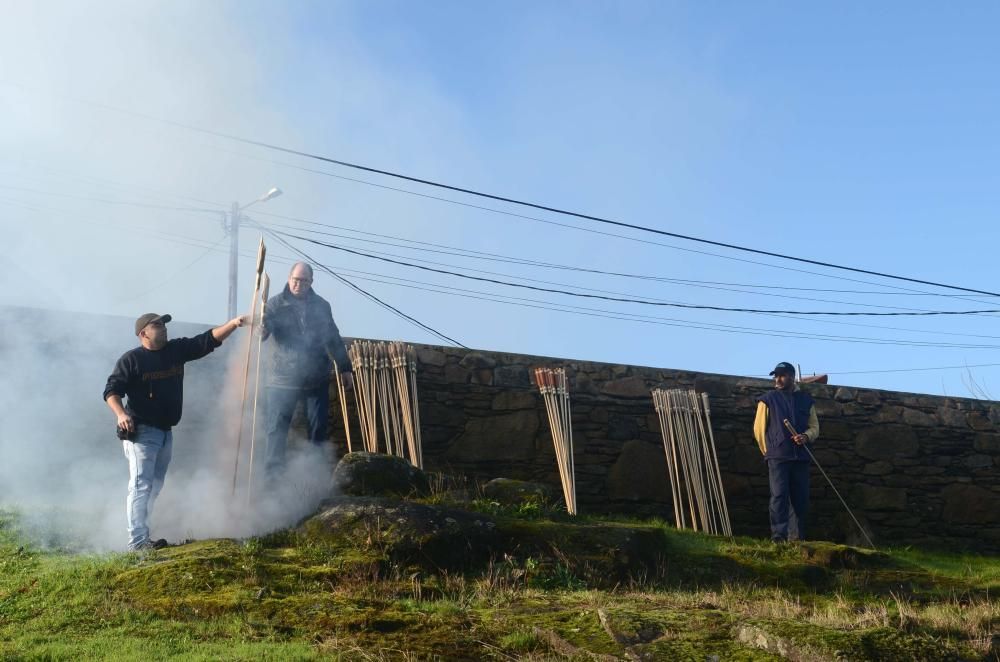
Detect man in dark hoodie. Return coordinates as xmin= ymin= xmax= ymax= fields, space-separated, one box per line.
xmin=262 ymin=262 xmax=353 ymax=479
xmin=104 ymin=312 xmax=246 ymax=551
xmin=752 ymin=361 xmax=820 ymax=543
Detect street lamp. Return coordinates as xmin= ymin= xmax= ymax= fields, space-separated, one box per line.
xmin=227 ymin=187 xmax=282 ymax=318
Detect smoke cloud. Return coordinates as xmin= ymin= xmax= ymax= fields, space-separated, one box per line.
xmin=0 ymin=306 xmax=335 ymax=551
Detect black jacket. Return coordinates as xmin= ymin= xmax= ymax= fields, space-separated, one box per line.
xmin=103 ymin=330 xmax=220 ymax=429
xmin=262 ymin=285 xmax=351 ymax=389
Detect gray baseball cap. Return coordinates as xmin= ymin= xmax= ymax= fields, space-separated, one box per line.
xmin=134 ymin=313 xmax=172 ymax=336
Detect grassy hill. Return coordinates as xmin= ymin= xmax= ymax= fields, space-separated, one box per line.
xmin=1 ymin=499 xmax=998 ymax=661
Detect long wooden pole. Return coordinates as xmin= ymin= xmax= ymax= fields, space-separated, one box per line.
xmin=246 ymin=272 xmax=270 ymax=506
xmin=701 ymin=393 xmax=732 ymax=536
xmin=231 ymin=237 xmax=265 ymax=496
xmin=653 ymin=390 xmax=683 ymax=529
xmin=333 ymin=357 xmax=352 ymax=453
xmin=408 ymin=346 xmax=423 ymax=468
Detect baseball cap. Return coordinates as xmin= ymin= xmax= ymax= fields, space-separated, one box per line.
xmin=135 ymin=313 xmax=172 ymax=336
xmin=769 ymin=361 xmax=796 ymax=376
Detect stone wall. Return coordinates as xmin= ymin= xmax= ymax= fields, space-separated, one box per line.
xmin=328 ymin=342 xmax=1000 ymax=553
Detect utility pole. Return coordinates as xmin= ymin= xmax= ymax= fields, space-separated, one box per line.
xmin=227 ymin=201 xmax=240 ymax=319
xmin=224 ymin=188 xmax=282 ymax=318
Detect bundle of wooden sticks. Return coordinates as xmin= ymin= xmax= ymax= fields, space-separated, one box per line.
xmin=533 ymin=367 xmax=576 ymax=515
xmin=347 ymin=340 xmax=422 ymax=468
xmin=651 ymin=389 xmax=731 ymax=536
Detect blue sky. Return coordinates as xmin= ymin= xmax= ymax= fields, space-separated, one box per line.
xmin=1 ymin=1 xmax=998 ymax=396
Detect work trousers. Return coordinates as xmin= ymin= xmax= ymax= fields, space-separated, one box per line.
xmin=122 ymin=424 xmax=172 ymax=550
xmin=264 ymin=384 xmax=330 ymax=478
xmin=767 ymin=459 xmax=810 ymax=542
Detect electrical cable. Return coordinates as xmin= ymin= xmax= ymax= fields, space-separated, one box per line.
xmin=259 ymin=227 xmax=467 ymax=348
xmin=9 ymin=84 xmax=991 ymax=299
xmin=268 ymin=228 xmax=1000 ymax=317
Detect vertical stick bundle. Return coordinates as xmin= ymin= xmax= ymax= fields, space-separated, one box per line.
xmin=534 ymin=367 xmax=576 ymax=515
xmin=347 ymin=340 xmax=422 ymax=467
xmin=652 ymin=389 xmax=731 ymax=536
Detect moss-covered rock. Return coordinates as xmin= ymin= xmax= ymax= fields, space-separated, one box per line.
xmin=482 ymin=477 xmax=554 ymax=506
xmin=303 ymin=496 xmax=499 ymax=570
xmin=332 ymin=451 xmax=430 ymax=497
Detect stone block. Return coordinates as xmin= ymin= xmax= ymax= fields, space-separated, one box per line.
xmin=857 ymin=390 xmax=881 ymax=406
xmin=820 ymin=420 xmax=853 ymax=441
xmin=855 ymin=426 xmax=919 ymax=460
xmin=941 ymin=484 xmax=1000 ymax=524
xmin=416 ymin=347 xmax=447 ymax=366
xmin=902 ymin=408 xmax=937 ymax=427
xmin=968 ymin=412 xmax=993 ymax=431
xmin=964 ymin=454 xmax=994 ymax=470
xmin=862 ymin=461 xmax=893 ymax=476
xmin=491 ymin=391 xmax=537 ymax=411
xmin=445 ymin=411 xmax=540 ymax=462
xmin=493 ymin=365 xmax=531 ymax=387
xmin=834 ymin=387 xmax=855 ymax=402
xmin=855 ymin=485 xmax=908 ymax=510
xmin=937 ymin=406 xmax=969 ymax=429
xmin=459 ymin=352 xmax=497 ymax=369
xmin=601 ymin=376 xmax=651 ymax=398
xmin=974 ymin=433 xmax=1000 ymax=453
xmin=873 ymin=406 xmax=903 ymax=424
xmin=606 ymin=440 xmax=670 ymax=502
xmin=814 ymin=400 xmax=842 ymax=417
xmin=444 ymin=365 xmax=470 ymax=384
xmin=607 ymin=413 xmax=640 ymax=441
xmin=471 ymin=369 xmax=494 ymax=385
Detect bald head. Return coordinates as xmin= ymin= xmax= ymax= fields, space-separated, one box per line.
xmin=288 ymin=262 xmax=314 ymax=298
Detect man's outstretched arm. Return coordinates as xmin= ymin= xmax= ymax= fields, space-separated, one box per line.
xmin=212 ymin=315 xmax=247 ymax=343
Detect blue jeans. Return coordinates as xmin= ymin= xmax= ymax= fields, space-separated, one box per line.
xmin=264 ymin=384 xmax=329 ymax=477
xmin=122 ymin=425 xmax=172 ymax=550
xmin=767 ymin=459 xmax=809 ymax=541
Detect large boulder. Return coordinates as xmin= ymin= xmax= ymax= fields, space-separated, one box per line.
xmin=332 ymin=452 xmax=430 ymax=497
xmin=305 ymin=496 xmax=499 ymax=569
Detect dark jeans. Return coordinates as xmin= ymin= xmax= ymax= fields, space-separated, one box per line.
xmin=767 ymin=459 xmax=810 ymax=541
xmin=264 ymin=384 xmax=329 ymax=477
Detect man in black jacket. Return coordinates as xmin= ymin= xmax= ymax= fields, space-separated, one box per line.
xmin=262 ymin=262 xmax=353 ymax=479
xmin=104 ymin=312 xmax=245 ymax=551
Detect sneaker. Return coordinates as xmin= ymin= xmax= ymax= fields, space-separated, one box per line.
xmin=132 ymin=538 xmax=169 ymax=551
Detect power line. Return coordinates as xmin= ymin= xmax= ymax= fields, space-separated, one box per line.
xmin=8 ymin=85 xmax=1000 ymax=302
xmin=261 ymin=228 xmax=467 ymax=348
xmin=9 ymin=154 xmax=999 ymax=312
xmin=209 ymin=146 xmax=1000 ymax=304
xmin=76 ymin=103 xmax=998 ymax=298
xmin=324 ymin=272 xmax=1000 ymax=350
xmin=828 ymin=363 xmax=1000 ymax=375
xmin=253 ymin=218 xmax=967 ymax=314
xmin=90 ymin=227 xmax=1000 ymax=351
xmin=269 ymin=228 xmax=1000 ymax=318
xmin=253 ymin=213 xmax=986 ymax=301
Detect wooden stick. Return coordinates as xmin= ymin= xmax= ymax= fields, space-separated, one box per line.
xmin=701 ymin=392 xmax=732 ymax=536
xmin=408 ymin=346 xmax=423 ymax=468
xmin=231 ymin=237 xmax=265 ymax=496
xmin=653 ymin=390 xmax=683 ymax=529
xmin=246 ymin=272 xmax=270 ymax=506
xmin=333 ymin=356 xmax=352 ymax=453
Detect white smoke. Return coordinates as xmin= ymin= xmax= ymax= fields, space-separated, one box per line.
xmin=0 ymin=305 xmax=336 ymax=551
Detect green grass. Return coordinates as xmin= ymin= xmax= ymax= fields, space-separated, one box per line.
xmin=1 ymin=506 xmax=998 ymax=660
